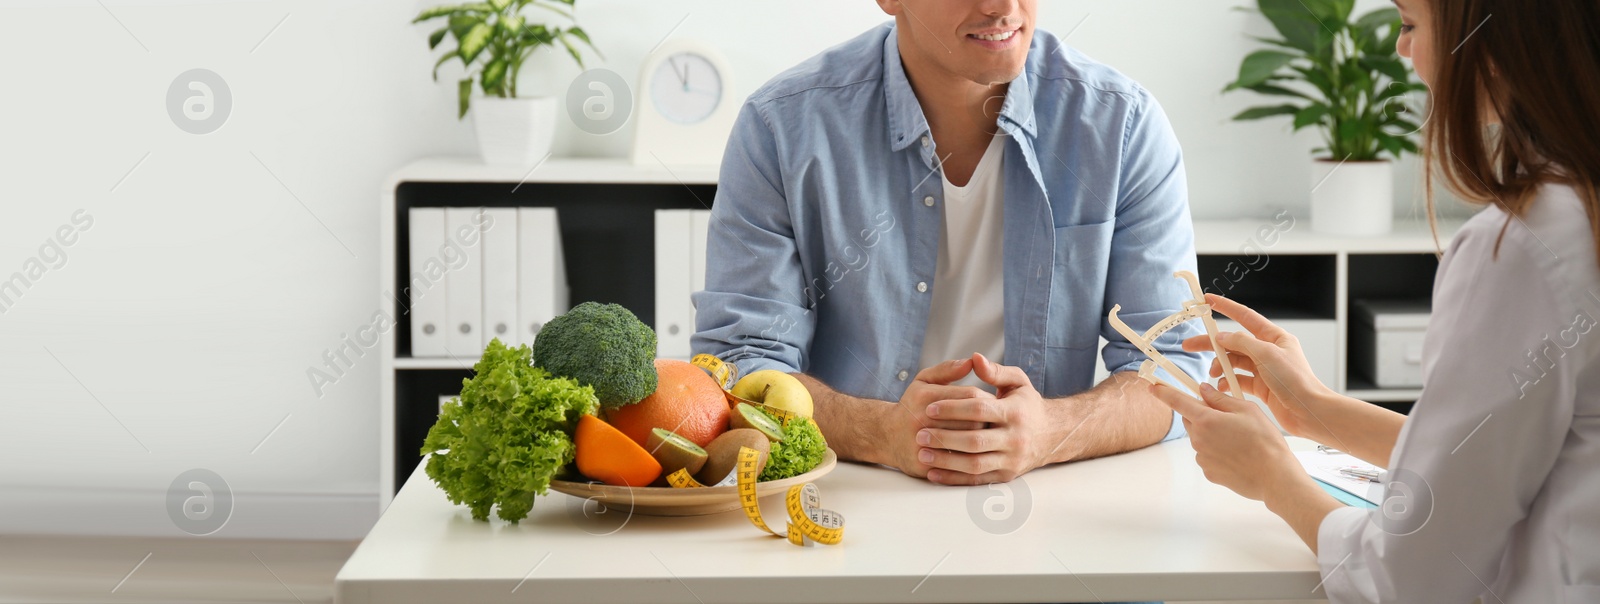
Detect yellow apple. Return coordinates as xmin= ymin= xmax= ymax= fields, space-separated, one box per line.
xmin=731 ymin=370 xmax=814 ymax=418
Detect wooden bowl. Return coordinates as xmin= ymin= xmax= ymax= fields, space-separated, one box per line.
xmin=549 ymin=449 xmax=837 ymax=516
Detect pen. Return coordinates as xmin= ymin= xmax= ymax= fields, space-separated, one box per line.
xmin=1338 ymin=467 xmax=1383 ymax=482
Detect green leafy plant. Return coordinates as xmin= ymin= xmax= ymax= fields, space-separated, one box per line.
xmin=415 ymin=0 xmax=598 ymax=119
xmin=1225 ymin=0 xmax=1427 ymax=161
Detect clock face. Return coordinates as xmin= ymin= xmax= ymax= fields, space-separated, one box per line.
xmin=650 ymin=52 xmax=722 ymax=125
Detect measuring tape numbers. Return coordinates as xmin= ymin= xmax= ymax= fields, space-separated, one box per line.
xmin=666 ymin=445 xmax=843 ymax=546
xmin=685 ymin=354 xmax=843 ymax=546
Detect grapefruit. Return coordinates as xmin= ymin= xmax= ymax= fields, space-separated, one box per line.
xmin=605 ymin=358 xmax=729 ymax=449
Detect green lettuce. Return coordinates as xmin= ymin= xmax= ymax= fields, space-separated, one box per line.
xmin=421 ymin=339 xmax=598 ymax=522
xmin=759 ymin=413 xmax=828 ymax=482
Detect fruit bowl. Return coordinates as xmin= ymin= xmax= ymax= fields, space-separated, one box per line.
xmin=549 ymin=449 xmax=837 ymax=516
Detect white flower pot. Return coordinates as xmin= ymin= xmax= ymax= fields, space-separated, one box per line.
xmin=1310 ymin=159 xmax=1394 ymax=237
xmin=471 ymin=96 xmax=557 ymax=166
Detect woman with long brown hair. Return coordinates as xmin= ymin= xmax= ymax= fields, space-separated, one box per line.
xmin=1150 ymin=0 xmax=1600 ymax=601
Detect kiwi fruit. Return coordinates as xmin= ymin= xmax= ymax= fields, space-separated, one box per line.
xmin=647 ymin=428 xmax=708 ymax=479
xmin=696 ymin=428 xmax=770 ymax=485
xmin=729 ymin=403 xmax=785 ymax=443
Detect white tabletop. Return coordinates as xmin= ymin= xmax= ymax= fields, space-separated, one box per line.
xmin=336 ymin=438 xmax=1327 ymax=603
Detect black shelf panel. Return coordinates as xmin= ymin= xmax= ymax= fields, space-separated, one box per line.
xmin=1347 ymin=253 xmax=1440 ymax=302
xmin=394 ymin=367 xmax=473 ymax=491
xmin=1197 ymin=253 xmax=1337 ymax=320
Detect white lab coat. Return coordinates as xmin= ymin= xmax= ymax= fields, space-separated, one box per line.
xmin=1317 ymin=183 xmax=1600 ymax=603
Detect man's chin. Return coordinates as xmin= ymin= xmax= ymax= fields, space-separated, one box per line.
xmin=965 ymin=66 xmax=1025 ymax=88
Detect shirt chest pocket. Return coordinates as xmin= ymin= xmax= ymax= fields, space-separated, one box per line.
xmin=1047 ymin=220 xmax=1115 ymax=350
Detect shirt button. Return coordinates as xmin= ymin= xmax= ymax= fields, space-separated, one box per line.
xmin=897 ymin=370 xmax=909 ymax=381
xmin=916 ymin=281 xmax=928 ymax=293
xmin=920 ymin=136 xmax=931 ymax=148
xmin=923 ymin=196 xmax=935 ymax=207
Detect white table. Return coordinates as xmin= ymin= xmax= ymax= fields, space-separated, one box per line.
xmin=336 ymin=439 xmax=1326 ymax=603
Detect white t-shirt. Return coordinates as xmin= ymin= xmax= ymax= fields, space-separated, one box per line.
xmin=917 ymin=134 xmax=1007 ymax=387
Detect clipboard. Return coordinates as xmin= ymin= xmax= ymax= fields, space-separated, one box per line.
xmin=1296 ymin=449 xmax=1383 ymax=508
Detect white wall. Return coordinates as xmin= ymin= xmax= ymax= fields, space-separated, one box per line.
xmin=537 ymin=0 xmax=1449 ymax=220
xmin=0 ymin=0 xmax=1445 ymax=539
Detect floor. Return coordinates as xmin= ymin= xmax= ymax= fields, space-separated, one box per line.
xmin=0 ymin=535 xmax=1324 ymax=604
xmin=0 ymin=536 xmax=357 ymax=604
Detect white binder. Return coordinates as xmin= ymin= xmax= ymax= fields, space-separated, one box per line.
xmin=407 ymin=208 xmax=449 ymax=358
xmin=480 ymin=208 xmax=519 ymax=349
xmin=517 ymin=207 xmax=569 ymax=347
xmin=654 ymin=210 xmax=695 ymax=359
xmin=445 ymin=207 xmax=484 ymax=357
xmin=690 ymin=210 xmax=710 ymax=303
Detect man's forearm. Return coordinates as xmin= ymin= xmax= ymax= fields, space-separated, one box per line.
xmin=791 ymin=373 xmax=889 ymax=466
xmin=1043 ymin=372 xmax=1173 ymax=463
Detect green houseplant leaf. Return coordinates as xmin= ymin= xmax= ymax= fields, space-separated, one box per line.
xmin=457 ymin=22 xmax=494 ymax=64
xmin=1355 ymin=8 xmax=1402 ymax=35
xmin=432 ymin=50 xmax=458 ymax=80
xmin=1232 ymin=50 xmax=1300 ymax=89
xmin=1240 ymin=81 xmax=1313 ymax=101
xmin=416 ymin=0 xmax=598 ymax=119
xmin=557 ymin=31 xmax=584 ymax=66
xmin=447 ymin=13 xmax=481 ymax=40
xmin=480 ymin=57 xmax=508 ymax=94
xmin=1226 ymin=1 xmax=1425 ymax=161
xmin=1234 ymin=104 xmax=1303 ymax=121
xmin=1293 ymin=103 xmax=1330 ymax=130
xmin=412 ymin=4 xmax=460 ymax=23
xmin=1256 ymin=0 xmax=1332 ymax=54
xmin=564 ymin=25 xmax=592 ymax=47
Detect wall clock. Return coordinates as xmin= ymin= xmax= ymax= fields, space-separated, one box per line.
xmin=632 ymin=39 xmax=737 ymax=167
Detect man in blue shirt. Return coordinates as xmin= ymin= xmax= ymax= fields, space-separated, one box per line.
xmin=693 ymin=0 xmax=1206 ymax=486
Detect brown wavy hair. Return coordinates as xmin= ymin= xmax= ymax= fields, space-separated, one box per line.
xmin=1423 ymin=0 xmax=1600 ymax=265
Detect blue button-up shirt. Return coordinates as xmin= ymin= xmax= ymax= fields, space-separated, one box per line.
xmin=692 ymin=23 xmax=1207 ymax=441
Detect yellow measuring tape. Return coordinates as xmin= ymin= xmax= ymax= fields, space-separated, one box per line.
xmin=691 ymin=354 xmax=738 ymax=389
xmin=677 ymin=354 xmax=845 ymax=547
xmin=691 ymin=354 xmax=804 ymax=427
xmin=664 ymin=448 xmax=843 ymax=545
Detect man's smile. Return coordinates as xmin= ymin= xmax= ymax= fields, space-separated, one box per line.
xmin=967 ymin=26 xmax=1023 ymax=49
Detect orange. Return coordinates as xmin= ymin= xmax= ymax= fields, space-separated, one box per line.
xmin=575 ymin=415 xmax=662 ymax=487
xmin=605 ymin=359 xmax=730 ymax=449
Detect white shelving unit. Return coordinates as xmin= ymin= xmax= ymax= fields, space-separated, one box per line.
xmin=386 ymin=155 xmax=719 ymax=186
xmin=376 ymin=155 xmax=1463 ymax=508
xmin=378 ymin=157 xmax=718 ymax=509
xmin=1191 ymin=217 xmax=1460 ymax=255
xmin=1190 ymin=215 xmax=1465 ymax=401
xmin=1191 ymin=217 xmax=1460 ymax=402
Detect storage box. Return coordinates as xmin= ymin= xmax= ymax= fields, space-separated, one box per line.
xmin=1350 ymin=300 xmax=1430 ymax=388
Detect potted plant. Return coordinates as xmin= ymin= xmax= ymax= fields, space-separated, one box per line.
xmin=1225 ymin=0 xmax=1427 ymax=236
xmin=416 ymin=0 xmax=597 ymax=165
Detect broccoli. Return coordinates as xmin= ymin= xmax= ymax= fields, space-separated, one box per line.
xmin=533 ymin=302 xmax=658 ymax=409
